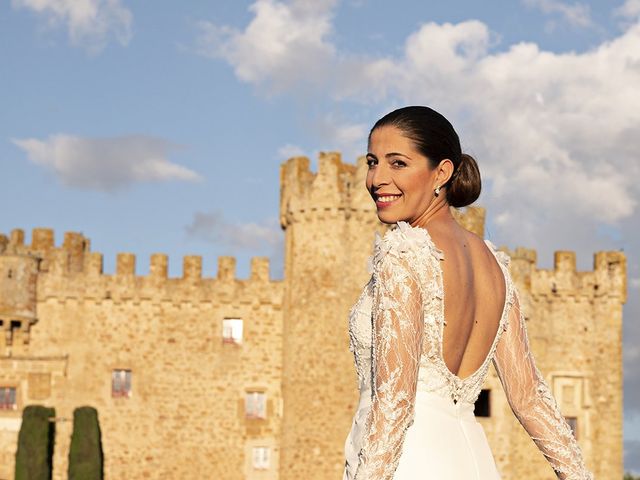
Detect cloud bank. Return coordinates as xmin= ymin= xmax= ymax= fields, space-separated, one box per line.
xmin=13 ymin=134 xmax=202 ymax=191
xmin=12 ymin=0 xmax=133 ymax=53
xmin=197 ymin=1 xmax=640 ymax=230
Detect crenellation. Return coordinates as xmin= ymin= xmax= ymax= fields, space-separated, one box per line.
xmin=528 ymin=249 xmax=627 ymax=300
xmin=504 ymin=247 xmax=537 ymax=288
xmin=594 ymin=251 xmax=627 ymax=302
xmin=548 ymin=250 xmax=579 ymax=292
xmin=183 ymin=255 xmax=202 ymax=280
xmin=83 ymin=252 xmax=103 ymax=276
xmin=218 ymin=256 xmax=236 ymax=281
xmin=554 ymin=251 xmax=577 ymax=271
xmin=150 ymin=253 xmax=168 ymax=279
xmin=309 ymin=152 xmax=347 ymax=209
xmin=63 ymin=231 xmax=88 ymax=273
xmin=250 ymin=257 xmax=270 ymax=282
xmin=116 ymin=253 xmax=136 ymax=276
xmin=9 ymin=229 xmax=25 ymax=250
xmin=0 ymin=234 xmax=7 ymax=253
xmin=31 ymin=228 xmax=54 ymax=251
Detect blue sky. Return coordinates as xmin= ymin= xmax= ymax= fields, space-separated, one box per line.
xmin=2 ymin=0 xmax=639 ymax=472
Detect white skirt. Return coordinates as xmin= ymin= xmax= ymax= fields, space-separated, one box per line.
xmin=343 ymin=390 xmax=502 ymax=480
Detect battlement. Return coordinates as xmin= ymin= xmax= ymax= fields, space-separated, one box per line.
xmin=279 ymin=153 xmax=376 ymax=227
xmin=0 ymin=228 xmax=282 ymax=307
xmin=500 ymin=246 xmax=627 ymax=301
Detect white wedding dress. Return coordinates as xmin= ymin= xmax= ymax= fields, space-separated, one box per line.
xmin=342 ymin=221 xmax=594 ymax=480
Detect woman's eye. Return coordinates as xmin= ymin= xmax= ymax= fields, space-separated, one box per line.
xmin=366 ymin=158 xmax=376 ymax=167
xmin=392 ymin=159 xmax=407 ymax=167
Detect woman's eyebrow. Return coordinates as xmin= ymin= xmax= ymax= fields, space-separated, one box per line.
xmin=366 ymin=152 xmax=412 ymax=160
xmin=386 ymin=152 xmax=411 ymax=160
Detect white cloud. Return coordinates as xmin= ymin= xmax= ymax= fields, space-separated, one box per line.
xmin=277 ymin=143 xmax=306 ymax=159
xmin=12 ymin=134 xmax=202 ymax=191
xmin=312 ymin=114 xmax=369 ymax=161
xmin=186 ymin=211 xmax=283 ymax=251
xmin=202 ymin=3 xmax=640 ymax=229
xmin=195 ymin=0 xmax=337 ymax=94
xmin=615 ymin=0 xmax=640 ymax=20
xmin=12 ymin=0 xmax=133 ymax=54
xmin=522 ymin=0 xmax=593 ymax=28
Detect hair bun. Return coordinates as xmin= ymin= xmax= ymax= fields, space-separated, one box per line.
xmin=447 ymin=153 xmax=481 ymax=208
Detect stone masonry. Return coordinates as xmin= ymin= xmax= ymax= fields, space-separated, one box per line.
xmin=0 ymin=153 xmax=625 ymax=479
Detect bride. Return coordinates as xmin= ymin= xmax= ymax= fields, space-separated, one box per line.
xmin=342 ymin=106 xmax=594 ymax=479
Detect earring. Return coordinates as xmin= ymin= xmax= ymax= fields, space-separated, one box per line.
xmin=434 ymin=185 xmax=441 ymax=197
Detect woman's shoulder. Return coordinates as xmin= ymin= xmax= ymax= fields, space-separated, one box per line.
xmin=369 ymin=221 xmax=444 ymax=274
xmin=482 ymin=235 xmax=512 ymax=269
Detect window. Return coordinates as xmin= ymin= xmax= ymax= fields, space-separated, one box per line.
xmin=112 ymin=369 xmax=132 ymax=398
xmin=245 ymin=391 xmax=266 ymax=419
xmin=565 ymin=416 xmax=578 ymax=439
xmin=474 ymin=389 xmax=491 ymax=417
xmin=222 ymin=318 xmax=243 ymax=344
xmin=0 ymin=387 xmax=17 ymax=410
xmin=252 ymin=446 xmax=270 ymax=470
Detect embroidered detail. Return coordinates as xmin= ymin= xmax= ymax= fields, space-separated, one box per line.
xmin=346 ymin=222 xmax=594 ymax=479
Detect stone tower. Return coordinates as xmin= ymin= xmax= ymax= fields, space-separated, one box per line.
xmin=278 ymin=153 xmax=379 ymax=479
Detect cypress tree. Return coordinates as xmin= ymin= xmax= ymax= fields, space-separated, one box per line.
xmin=68 ymin=406 xmax=103 ymax=480
xmin=15 ymin=405 xmax=56 ymax=480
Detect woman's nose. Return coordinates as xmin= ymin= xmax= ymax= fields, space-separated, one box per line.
xmin=370 ymin=163 xmax=391 ymax=187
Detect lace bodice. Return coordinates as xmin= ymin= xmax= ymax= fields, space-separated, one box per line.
xmin=348 ymin=221 xmax=594 ymax=480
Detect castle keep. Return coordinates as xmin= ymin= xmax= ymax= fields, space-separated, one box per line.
xmin=0 ymin=153 xmax=625 ymax=479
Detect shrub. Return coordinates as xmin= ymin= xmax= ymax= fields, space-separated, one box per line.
xmin=15 ymin=405 xmax=55 ymax=480
xmin=68 ymin=406 xmax=103 ymax=480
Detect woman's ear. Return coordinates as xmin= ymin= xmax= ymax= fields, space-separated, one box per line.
xmin=438 ymin=158 xmax=455 ymax=186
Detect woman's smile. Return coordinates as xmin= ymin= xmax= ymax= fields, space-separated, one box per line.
xmin=375 ymin=193 xmax=403 ymax=208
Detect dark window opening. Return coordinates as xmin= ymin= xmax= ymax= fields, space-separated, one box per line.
xmin=0 ymin=387 xmax=17 ymax=410
xmin=474 ymin=389 xmax=491 ymax=417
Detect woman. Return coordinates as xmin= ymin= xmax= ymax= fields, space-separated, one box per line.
xmin=342 ymin=106 xmax=594 ymax=480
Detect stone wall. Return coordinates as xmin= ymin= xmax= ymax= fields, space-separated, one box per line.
xmin=0 ymin=153 xmax=625 ymax=480
xmin=0 ymin=231 xmax=283 ymax=480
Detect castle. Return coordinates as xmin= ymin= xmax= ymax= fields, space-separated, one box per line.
xmin=0 ymin=153 xmax=625 ymax=479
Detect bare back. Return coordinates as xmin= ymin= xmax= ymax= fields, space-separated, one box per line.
xmin=428 ymin=224 xmax=507 ymax=381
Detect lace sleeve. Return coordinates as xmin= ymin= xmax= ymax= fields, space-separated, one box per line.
xmin=492 ymin=287 xmax=595 ymax=480
xmin=353 ymin=247 xmax=424 ymax=480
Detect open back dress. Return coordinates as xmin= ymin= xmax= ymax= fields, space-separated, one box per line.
xmin=342 ymin=221 xmax=594 ymax=480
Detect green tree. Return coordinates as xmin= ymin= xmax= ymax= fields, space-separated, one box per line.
xmin=624 ymin=472 xmax=640 ymax=480
xmin=15 ymin=405 xmax=56 ymax=480
xmin=69 ymin=407 xmax=103 ymax=480
xmin=68 ymin=406 xmax=104 ymax=480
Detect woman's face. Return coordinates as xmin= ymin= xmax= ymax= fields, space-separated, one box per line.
xmin=366 ymin=125 xmax=438 ymax=225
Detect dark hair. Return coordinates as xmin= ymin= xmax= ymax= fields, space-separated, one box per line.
xmin=368 ymin=106 xmax=481 ymax=208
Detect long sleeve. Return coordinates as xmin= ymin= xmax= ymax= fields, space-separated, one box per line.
xmin=492 ymin=287 xmax=595 ymax=480
xmin=353 ymin=248 xmax=425 ymax=480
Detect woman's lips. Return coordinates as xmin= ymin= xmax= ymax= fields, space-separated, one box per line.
xmin=375 ymin=194 xmax=402 ymax=208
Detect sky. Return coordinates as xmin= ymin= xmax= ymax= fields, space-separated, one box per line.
xmin=1 ymin=0 xmax=639 ymax=473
